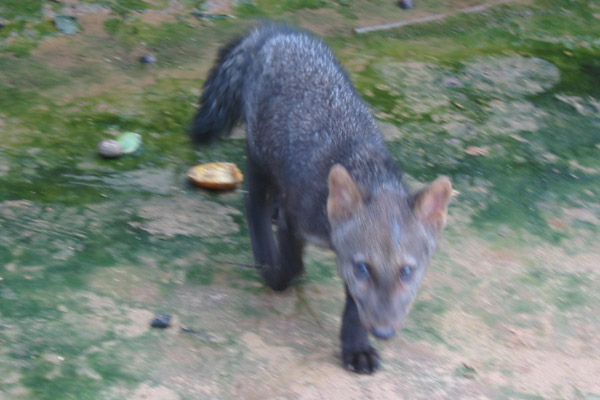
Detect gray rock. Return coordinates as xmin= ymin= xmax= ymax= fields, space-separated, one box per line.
xmin=98 ymin=139 xmax=123 ymax=158
xmin=398 ymin=0 xmax=414 ymax=9
xmin=151 ymin=313 xmax=172 ymax=328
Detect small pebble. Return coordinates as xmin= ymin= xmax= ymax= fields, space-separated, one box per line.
xmin=98 ymin=139 xmax=122 ymax=158
xmin=150 ymin=313 xmax=172 ymax=328
xmin=398 ymin=0 xmax=414 ymax=9
xmin=442 ymin=76 xmax=464 ymax=87
xmin=139 ymin=54 xmax=156 ymax=65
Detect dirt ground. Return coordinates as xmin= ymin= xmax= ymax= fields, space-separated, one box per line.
xmin=1 ymin=0 xmax=599 ymax=399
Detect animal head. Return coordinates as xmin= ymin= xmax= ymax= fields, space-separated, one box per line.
xmin=327 ymin=164 xmax=452 ymax=339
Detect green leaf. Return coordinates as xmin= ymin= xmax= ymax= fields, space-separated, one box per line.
xmin=116 ymin=132 xmax=142 ymax=154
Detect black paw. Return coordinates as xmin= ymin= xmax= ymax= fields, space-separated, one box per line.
xmin=342 ymin=346 xmax=380 ymax=374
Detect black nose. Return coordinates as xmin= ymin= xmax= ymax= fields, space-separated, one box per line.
xmin=371 ymin=326 xmax=396 ymax=340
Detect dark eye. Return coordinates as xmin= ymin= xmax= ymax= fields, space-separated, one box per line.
xmin=400 ymin=265 xmax=413 ymax=281
xmin=354 ymin=262 xmax=371 ymax=280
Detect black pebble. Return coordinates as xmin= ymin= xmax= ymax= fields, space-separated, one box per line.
xmin=139 ymin=54 xmax=156 ymax=65
xmin=150 ymin=313 xmax=172 ymax=328
xmin=398 ymin=0 xmax=414 ymax=9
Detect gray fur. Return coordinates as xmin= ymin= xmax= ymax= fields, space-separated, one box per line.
xmin=192 ymin=24 xmax=404 ymax=244
xmin=190 ymin=24 xmax=451 ymax=374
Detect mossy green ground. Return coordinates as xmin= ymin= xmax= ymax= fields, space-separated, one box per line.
xmin=1 ymin=0 xmax=599 ymax=399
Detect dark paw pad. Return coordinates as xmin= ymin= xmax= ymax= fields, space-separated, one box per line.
xmin=342 ymin=346 xmax=380 ymax=374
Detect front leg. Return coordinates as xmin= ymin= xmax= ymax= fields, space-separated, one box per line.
xmin=340 ymin=286 xmax=380 ymax=373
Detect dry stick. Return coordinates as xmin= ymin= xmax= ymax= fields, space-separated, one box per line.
xmin=220 ymin=259 xmax=262 ymax=269
xmin=354 ymin=0 xmax=514 ymax=34
xmin=355 ymin=13 xmax=447 ymax=34
xmin=294 ymin=285 xmax=325 ymax=330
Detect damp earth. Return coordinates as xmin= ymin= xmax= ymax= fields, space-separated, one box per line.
xmin=1 ymin=0 xmax=599 ymax=399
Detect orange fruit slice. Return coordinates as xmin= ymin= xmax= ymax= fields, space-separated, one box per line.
xmin=187 ymin=162 xmax=243 ymax=190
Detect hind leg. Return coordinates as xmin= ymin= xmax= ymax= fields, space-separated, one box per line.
xmin=246 ymin=158 xmax=279 ymax=279
xmin=245 ymin=158 xmax=304 ymax=291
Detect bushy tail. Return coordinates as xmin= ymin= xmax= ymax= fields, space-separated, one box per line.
xmin=190 ymin=36 xmax=248 ymax=143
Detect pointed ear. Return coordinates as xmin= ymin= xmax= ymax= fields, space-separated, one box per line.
xmin=413 ymin=176 xmax=452 ymax=231
xmin=327 ymin=164 xmax=363 ymax=224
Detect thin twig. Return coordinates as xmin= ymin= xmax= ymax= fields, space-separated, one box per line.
xmin=294 ymin=285 xmax=325 ymax=330
xmin=355 ymin=13 xmax=446 ymax=34
xmin=220 ymin=260 xmax=262 ymax=270
xmin=181 ymin=327 xmax=217 ymax=341
xmin=354 ymin=0 xmax=516 ymax=34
